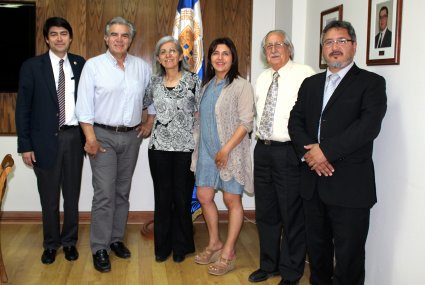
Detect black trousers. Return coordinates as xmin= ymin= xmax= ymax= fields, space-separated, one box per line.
xmin=253 ymin=142 xmax=306 ymax=282
xmin=148 ymin=149 xmax=195 ymax=257
xmin=303 ymin=190 xmax=370 ymax=285
xmin=34 ymin=127 xmax=84 ymax=249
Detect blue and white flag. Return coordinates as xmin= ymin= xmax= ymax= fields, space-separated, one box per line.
xmin=173 ymin=0 xmax=203 ymax=221
xmin=173 ymin=0 xmax=204 ymax=79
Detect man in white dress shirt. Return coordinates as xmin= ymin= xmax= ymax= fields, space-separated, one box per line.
xmin=248 ymin=30 xmax=314 ymax=285
xmin=76 ymin=16 xmax=151 ymax=273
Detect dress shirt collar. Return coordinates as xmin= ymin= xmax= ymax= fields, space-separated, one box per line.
xmin=49 ymin=50 xmax=68 ymax=65
xmin=105 ymin=49 xmax=129 ymax=68
xmin=272 ymin=59 xmax=294 ymax=78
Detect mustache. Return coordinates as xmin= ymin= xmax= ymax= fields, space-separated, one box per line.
xmin=329 ymin=51 xmax=343 ymax=56
xmin=269 ymin=51 xmax=281 ymax=56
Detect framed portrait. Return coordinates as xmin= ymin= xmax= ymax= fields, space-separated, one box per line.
xmin=319 ymin=5 xmax=343 ymax=69
xmin=366 ymin=0 xmax=403 ymax=65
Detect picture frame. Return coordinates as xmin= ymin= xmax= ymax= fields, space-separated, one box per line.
xmin=319 ymin=5 xmax=343 ymax=69
xmin=366 ymin=0 xmax=403 ymax=65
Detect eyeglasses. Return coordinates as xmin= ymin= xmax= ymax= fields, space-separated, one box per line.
xmin=159 ymin=48 xmax=177 ymax=55
xmin=264 ymin=42 xmax=286 ymax=51
xmin=322 ymin=38 xmax=354 ymax=48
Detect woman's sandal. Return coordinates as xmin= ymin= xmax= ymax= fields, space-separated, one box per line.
xmin=194 ymin=248 xmax=222 ymax=265
xmin=207 ymin=255 xmax=236 ymax=276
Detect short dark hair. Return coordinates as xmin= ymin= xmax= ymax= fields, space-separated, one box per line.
xmin=43 ymin=17 xmax=73 ymax=39
xmin=203 ymin=37 xmax=240 ymax=87
xmin=321 ymin=20 xmax=357 ymax=45
xmin=380 ymin=6 xmax=389 ymax=16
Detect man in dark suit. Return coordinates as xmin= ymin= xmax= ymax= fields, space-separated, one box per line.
xmin=288 ymin=20 xmax=387 ymax=285
xmin=375 ymin=6 xmax=392 ymax=48
xmin=16 ymin=17 xmax=85 ymax=265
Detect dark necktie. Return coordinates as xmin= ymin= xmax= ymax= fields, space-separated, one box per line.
xmin=57 ymin=59 xmax=65 ymax=127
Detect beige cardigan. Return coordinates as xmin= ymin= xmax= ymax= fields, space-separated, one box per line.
xmin=191 ymin=76 xmax=255 ymax=194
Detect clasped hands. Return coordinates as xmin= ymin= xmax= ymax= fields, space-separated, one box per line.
xmin=303 ymin=143 xmax=334 ymax=176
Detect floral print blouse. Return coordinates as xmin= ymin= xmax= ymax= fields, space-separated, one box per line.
xmin=143 ymin=71 xmax=201 ymax=152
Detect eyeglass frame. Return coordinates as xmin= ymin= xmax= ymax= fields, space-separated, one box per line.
xmin=263 ymin=42 xmax=288 ymax=52
xmin=322 ymin=38 xmax=354 ymax=48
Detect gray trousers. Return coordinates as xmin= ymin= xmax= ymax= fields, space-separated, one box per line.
xmin=89 ymin=126 xmax=142 ymax=253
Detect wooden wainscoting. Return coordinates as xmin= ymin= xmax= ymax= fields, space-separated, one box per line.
xmin=0 ymin=210 xmax=256 ymax=224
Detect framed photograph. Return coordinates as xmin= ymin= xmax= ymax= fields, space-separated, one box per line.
xmin=366 ymin=0 xmax=403 ymax=65
xmin=319 ymin=5 xmax=343 ymax=69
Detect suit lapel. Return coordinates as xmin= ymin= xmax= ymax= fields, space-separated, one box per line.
xmin=322 ymin=64 xmax=360 ymax=113
xmin=68 ymin=54 xmax=81 ymax=103
xmin=313 ymin=72 xmax=327 ymax=120
xmin=41 ymin=52 xmax=58 ymax=105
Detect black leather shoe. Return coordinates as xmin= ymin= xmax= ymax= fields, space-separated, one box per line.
xmin=248 ymin=268 xmax=280 ymax=283
xmin=155 ymin=255 xmax=169 ymax=262
xmin=110 ymin=242 xmax=131 ymax=259
xmin=93 ymin=249 xmax=111 ymax=273
xmin=41 ymin=249 xmax=57 ymax=264
xmin=63 ymin=246 xmax=79 ymax=261
xmin=173 ymin=254 xmax=185 ymax=263
xmin=278 ymin=278 xmax=299 ymax=285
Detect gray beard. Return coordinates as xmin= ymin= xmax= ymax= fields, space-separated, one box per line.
xmin=327 ymin=62 xmax=343 ymax=69
xmin=326 ymin=56 xmax=354 ymax=70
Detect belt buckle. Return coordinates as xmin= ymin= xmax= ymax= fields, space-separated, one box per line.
xmin=264 ymin=139 xmax=271 ymax=145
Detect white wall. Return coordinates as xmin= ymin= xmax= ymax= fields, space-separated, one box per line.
xmin=276 ymin=0 xmax=292 ymax=39
xmin=303 ymin=1 xmax=425 ymax=284
xmin=1 ymin=0 xmax=279 ymax=212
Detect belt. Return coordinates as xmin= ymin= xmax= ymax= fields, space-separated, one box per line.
xmin=94 ymin=123 xmax=138 ymax=132
xmin=59 ymin=125 xmax=78 ymax=131
xmin=257 ymin=139 xmax=292 ymax=146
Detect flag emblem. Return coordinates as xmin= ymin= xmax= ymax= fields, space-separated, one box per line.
xmin=173 ymin=0 xmax=204 ymax=78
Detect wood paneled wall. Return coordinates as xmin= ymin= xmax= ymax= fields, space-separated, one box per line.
xmin=0 ymin=0 xmax=252 ymax=135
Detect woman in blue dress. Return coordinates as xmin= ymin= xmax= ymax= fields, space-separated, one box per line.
xmin=191 ymin=38 xmax=254 ymax=275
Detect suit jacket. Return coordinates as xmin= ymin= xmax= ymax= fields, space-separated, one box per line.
xmin=288 ymin=64 xmax=387 ymax=208
xmin=16 ymin=52 xmax=86 ymax=169
xmin=375 ymin=29 xmax=392 ymax=48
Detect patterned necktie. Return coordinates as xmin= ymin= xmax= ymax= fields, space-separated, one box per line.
xmin=318 ymin=73 xmax=340 ymax=141
xmin=57 ymin=59 xmax=65 ymax=127
xmin=258 ymin=71 xmax=279 ymax=139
